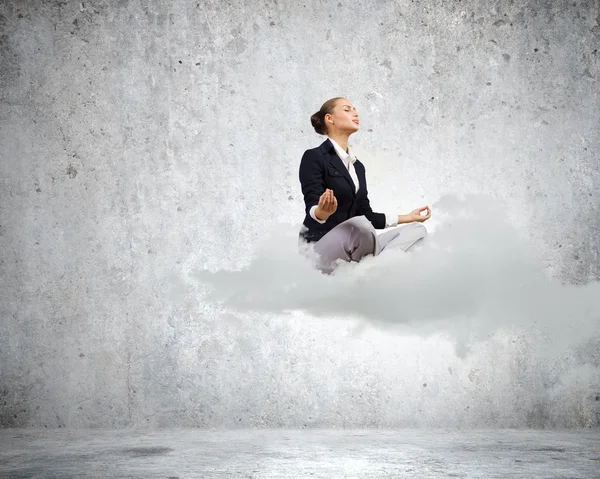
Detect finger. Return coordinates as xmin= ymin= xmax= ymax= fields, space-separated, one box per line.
xmin=320 ymin=191 xmax=328 ymax=209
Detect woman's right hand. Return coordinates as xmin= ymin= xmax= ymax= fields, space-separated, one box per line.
xmin=315 ymin=189 xmax=337 ymax=221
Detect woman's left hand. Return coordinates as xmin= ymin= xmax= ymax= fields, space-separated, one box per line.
xmin=407 ymin=206 xmax=431 ymax=223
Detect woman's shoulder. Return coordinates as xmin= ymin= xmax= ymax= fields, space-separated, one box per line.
xmin=299 ymin=142 xmax=330 ymax=172
xmin=301 ymin=138 xmax=331 ymax=158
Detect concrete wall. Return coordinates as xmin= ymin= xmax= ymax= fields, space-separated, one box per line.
xmin=1 ymin=0 xmax=599 ymax=428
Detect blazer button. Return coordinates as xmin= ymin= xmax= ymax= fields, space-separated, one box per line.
xmin=334 ymin=171 xmax=338 ymax=175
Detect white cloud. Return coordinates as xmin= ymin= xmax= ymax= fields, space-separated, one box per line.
xmin=193 ymin=194 xmax=600 ymax=355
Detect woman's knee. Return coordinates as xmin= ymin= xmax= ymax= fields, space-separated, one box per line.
xmin=407 ymin=222 xmax=428 ymax=239
xmin=407 ymin=223 xmax=428 ymax=249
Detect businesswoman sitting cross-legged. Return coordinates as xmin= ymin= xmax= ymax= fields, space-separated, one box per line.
xmin=298 ymin=97 xmax=431 ymax=274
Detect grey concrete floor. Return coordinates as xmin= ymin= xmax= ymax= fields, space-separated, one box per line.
xmin=1 ymin=429 xmax=599 ymax=478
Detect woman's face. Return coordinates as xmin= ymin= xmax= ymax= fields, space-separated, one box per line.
xmin=326 ymin=99 xmax=359 ymax=134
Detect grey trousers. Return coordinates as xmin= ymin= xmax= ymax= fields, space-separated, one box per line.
xmin=308 ymin=215 xmax=427 ymax=274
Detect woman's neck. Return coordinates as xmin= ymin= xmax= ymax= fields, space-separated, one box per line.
xmin=327 ymin=133 xmax=350 ymax=153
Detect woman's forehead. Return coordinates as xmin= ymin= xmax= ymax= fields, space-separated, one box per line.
xmin=338 ymin=101 xmax=355 ymax=110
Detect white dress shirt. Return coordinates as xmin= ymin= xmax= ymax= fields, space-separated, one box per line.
xmin=309 ymin=137 xmax=398 ymax=227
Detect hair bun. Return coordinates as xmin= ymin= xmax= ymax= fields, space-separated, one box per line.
xmin=311 ymin=112 xmax=324 ymax=135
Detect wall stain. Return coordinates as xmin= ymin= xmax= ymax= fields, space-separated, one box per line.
xmin=66 ymin=164 xmax=78 ymax=178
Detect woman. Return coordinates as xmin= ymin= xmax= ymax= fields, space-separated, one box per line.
xmin=298 ymin=97 xmax=431 ymax=273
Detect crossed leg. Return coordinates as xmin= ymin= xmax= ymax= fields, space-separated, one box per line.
xmin=310 ymin=216 xmax=427 ymax=274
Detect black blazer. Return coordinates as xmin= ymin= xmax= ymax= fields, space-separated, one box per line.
xmin=299 ymin=138 xmax=386 ymax=243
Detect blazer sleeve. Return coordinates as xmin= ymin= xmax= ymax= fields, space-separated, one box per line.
xmin=355 ymin=164 xmax=387 ymax=229
xmin=298 ymin=149 xmax=325 ymax=217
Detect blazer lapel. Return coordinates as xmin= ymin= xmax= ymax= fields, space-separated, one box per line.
xmin=353 ymin=159 xmax=364 ymax=193
xmin=319 ymin=138 xmax=355 ymax=193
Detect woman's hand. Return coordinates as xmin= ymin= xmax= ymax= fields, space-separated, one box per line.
xmin=315 ymin=189 xmax=337 ymax=221
xmin=398 ymin=206 xmax=431 ymax=224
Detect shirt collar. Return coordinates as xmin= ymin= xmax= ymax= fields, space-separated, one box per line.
xmin=328 ymin=137 xmax=357 ymax=164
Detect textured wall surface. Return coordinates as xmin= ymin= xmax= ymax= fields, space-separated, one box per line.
xmin=1 ymin=0 xmax=599 ymax=428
